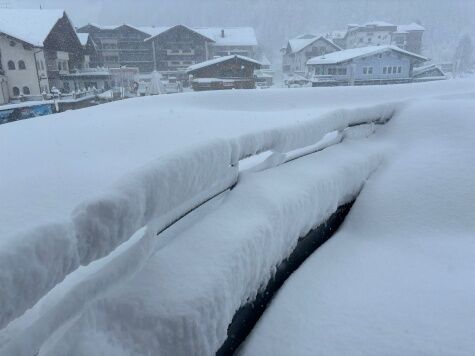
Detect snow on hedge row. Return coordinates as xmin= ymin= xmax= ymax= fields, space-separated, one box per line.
xmin=0 ymin=139 xmax=237 ymax=330
xmin=0 ymin=99 xmax=399 ymax=331
xmin=3 ymin=137 xmax=386 ymax=356
xmin=1 ymin=80 xmax=474 ymax=334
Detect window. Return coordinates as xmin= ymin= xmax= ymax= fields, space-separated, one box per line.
xmin=363 ymin=67 xmax=367 ymax=74
xmin=367 ymin=37 xmax=372 ymax=43
xmin=12 ymin=87 xmax=20 ymax=96
xmin=58 ymin=62 xmax=62 ymax=70
xmin=398 ymin=66 xmax=402 ymax=73
xmin=104 ymin=56 xmax=119 ymax=63
xmin=9 ymin=40 xmax=16 ymax=47
xmin=368 ymin=67 xmax=373 ymax=74
xmin=392 ymin=66 xmax=397 ymax=74
xmin=18 ymin=60 xmax=26 ymax=70
xmin=337 ymin=68 xmax=347 ymax=75
xmin=383 ymin=67 xmax=387 ymax=74
xmin=22 ymin=86 xmax=30 ymax=95
xmin=8 ymin=60 xmax=15 ymax=70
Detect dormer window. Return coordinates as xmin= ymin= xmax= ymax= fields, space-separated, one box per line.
xmin=9 ymin=40 xmax=16 ymax=47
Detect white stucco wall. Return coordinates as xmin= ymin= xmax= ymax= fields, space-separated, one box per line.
xmin=0 ymin=35 xmax=47 ymax=99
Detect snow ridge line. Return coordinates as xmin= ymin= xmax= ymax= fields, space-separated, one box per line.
xmin=0 ymin=100 xmax=401 ymax=331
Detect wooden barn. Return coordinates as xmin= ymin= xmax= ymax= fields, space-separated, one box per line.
xmin=186 ymin=55 xmax=261 ymax=91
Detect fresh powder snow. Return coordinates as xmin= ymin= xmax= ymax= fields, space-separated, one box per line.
xmin=1 ymin=79 xmax=475 ymax=355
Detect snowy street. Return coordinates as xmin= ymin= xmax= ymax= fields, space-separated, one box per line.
xmin=1 ymin=79 xmax=475 ymax=355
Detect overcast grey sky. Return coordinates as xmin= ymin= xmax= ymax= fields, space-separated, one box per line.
xmin=6 ymin=0 xmax=475 ymax=62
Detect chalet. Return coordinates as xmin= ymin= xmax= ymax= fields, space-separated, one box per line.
xmin=145 ymin=25 xmax=213 ymax=80
xmin=281 ymin=34 xmax=341 ymax=74
xmin=186 ymin=55 xmax=261 ymax=91
xmin=412 ymin=64 xmax=447 ymax=82
xmin=76 ymin=24 xmax=164 ymax=73
xmin=307 ymin=45 xmax=428 ymax=87
xmin=145 ymin=25 xmax=260 ymax=81
xmin=327 ymin=21 xmax=425 ymax=54
xmin=0 ymin=9 xmax=104 ymax=102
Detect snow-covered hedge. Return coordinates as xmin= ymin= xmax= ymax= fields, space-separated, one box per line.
xmin=0 ymin=100 xmax=397 ymax=331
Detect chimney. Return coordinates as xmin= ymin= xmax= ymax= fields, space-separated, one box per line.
xmin=221 ymin=29 xmax=225 ymax=38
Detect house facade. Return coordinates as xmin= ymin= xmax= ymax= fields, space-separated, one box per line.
xmin=307 ymin=45 xmax=428 ymax=87
xmin=146 ymin=25 xmax=260 ymax=81
xmin=327 ymin=21 xmax=425 ymax=55
xmin=77 ymin=24 xmax=162 ymax=73
xmin=0 ymin=9 xmax=112 ymax=104
xmin=186 ymin=55 xmax=261 ymax=91
xmin=145 ymin=25 xmax=213 ymax=79
xmin=282 ymin=34 xmax=341 ymax=74
xmin=0 ymin=33 xmax=49 ymax=99
xmin=79 ymin=24 xmax=261 ymax=79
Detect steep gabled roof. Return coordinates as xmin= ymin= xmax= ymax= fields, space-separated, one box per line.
xmin=288 ymin=34 xmax=341 ymax=53
xmin=77 ymin=33 xmax=90 ymax=46
xmin=0 ymin=9 xmax=65 ymax=47
xmin=144 ymin=24 xmax=215 ymax=43
xmin=307 ymin=45 xmax=428 ymax=65
xmin=78 ymin=23 xmax=169 ymax=37
xmin=193 ymin=27 xmax=258 ymax=46
xmin=186 ymin=55 xmax=262 ymax=73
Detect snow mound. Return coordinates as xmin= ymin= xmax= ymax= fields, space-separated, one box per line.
xmin=1 ymin=79 xmax=475 ymax=350
xmin=241 ymin=96 xmax=475 ymax=356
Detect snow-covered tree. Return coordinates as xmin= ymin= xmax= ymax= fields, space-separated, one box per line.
xmin=453 ymin=33 xmax=473 ymax=76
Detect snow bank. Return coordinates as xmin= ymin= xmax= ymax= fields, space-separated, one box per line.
xmin=0 ymin=139 xmax=237 ymax=330
xmin=1 ymin=79 xmax=475 ymax=340
xmin=0 ymin=90 xmax=402 ymax=329
xmin=241 ymin=96 xmax=475 ymax=356
xmin=17 ymin=138 xmax=385 ymax=356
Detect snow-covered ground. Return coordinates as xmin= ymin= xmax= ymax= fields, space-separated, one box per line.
xmin=241 ymin=95 xmax=475 ymax=356
xmin=1 ymin=80 xmax=475 ymax=355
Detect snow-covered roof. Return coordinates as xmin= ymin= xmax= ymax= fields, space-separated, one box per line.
xmin=412 ymin=64 xmax=445 ymax=77
xmin=363 ymin=21 xmax=396 ymax=27
xmin=328 ymin=30 xmax=347 ymax=39
xmin=259 ymin=54 xmax=271 ymax=66
xmin=0 ymin=9 xmax=65 ymax=47
xmin=287 ymin=34 xmax=341 ymax=53
xmin=307 ymin=45 xmax=428 ymax=65
xmin=84 ymin=23 xmax=169 ymax=37
xmin=194 ymin=27 xmax=258 ymax=46
xmin=134 ymin=26 xmax=169 ymax=37
xmin=186 ymin=55 xmax=262 ymax=72
xmin=77 ymin=33 xmax=89 ymax=46
xmin=398 ymin=23 xmax=425 ymax=32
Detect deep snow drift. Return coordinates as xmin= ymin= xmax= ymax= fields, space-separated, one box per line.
xmin=1 ymin=79 xmax=475 ymax=355
xmin=241 ymin=97 xmax=475 ymax=356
